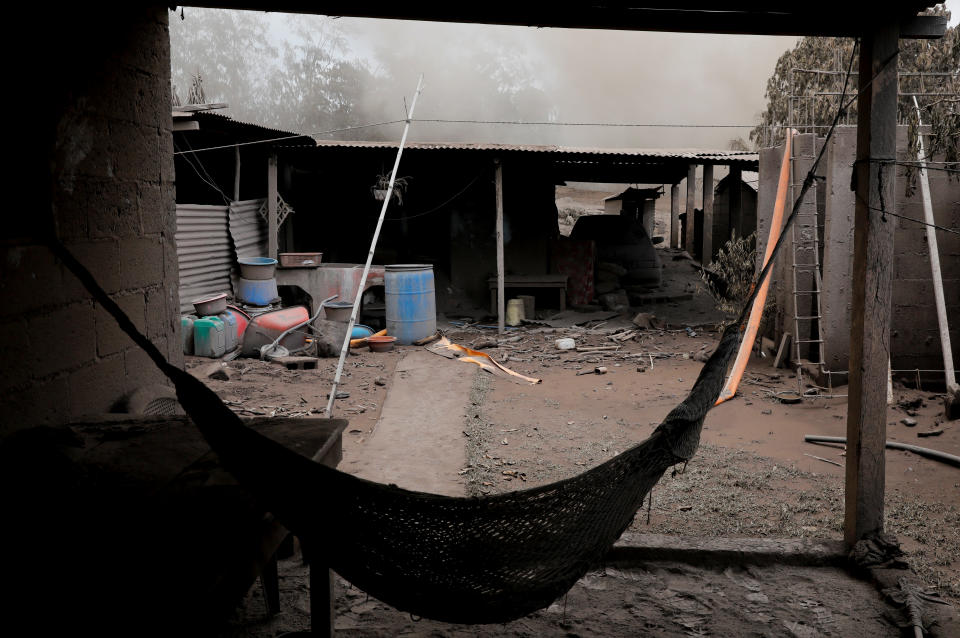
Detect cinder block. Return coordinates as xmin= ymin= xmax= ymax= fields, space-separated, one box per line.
xmin=0 ymin=245 xmax=63 ymax=318
xmin=0 ymin=317 xmax=28 ymax=391
xmin=68 ymin=354 xmax=125 ymax=416
xmin=122 ymin=336 xmax=170 ymax=395
xmin=0 ymin=375 xmax=71 ymax=435
xmin=66 ymin=239 xmax=121 ymax=295
xmin=119 ymin=236 xmax=163 ymax=290
xmin=145 ymin=288 xmax=168 ymax=339
xmin=110 ymin=120 xmax=161 ymax=184
xmin=28 ymin=302 xmax=96 ymax=379
xmin=97 ymin=292 xmax=145 ymax=357
xmin=139 ymin=182 xmax=174 ymax=235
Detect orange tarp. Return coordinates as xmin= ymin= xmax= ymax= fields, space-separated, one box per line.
xmin=716 ymin=129 xmax=793 ymax=405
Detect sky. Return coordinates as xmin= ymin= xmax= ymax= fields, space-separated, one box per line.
xmin=189 ymin=3 xmax=958 ymax=150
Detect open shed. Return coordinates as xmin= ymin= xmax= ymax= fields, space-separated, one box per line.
xmin=5 ymin=2 xmax=954 ymax=636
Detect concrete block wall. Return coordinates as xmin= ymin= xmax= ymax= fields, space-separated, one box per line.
xmin=0 ymin=7 xmax=180 ymax=436
xmin=759 ymin=126 xmax=960 ymax=384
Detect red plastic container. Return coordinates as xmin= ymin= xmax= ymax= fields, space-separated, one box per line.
xmin=225 ymin=305 xmax=250 ymax=338
xmin=241 ymin=306 xmax=310 ymax=357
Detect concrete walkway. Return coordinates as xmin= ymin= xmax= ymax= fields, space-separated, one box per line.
xmin=351 ymin=350 xmax=472 ymax=496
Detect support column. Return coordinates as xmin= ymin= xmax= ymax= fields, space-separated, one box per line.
xmin=845 ymin=22 xmax=899 ymax=546
xmin=701 ymin=164 xmax=714 ymax=264
xmin=670 ymin=183 xmax=680 ymax=248
xmin=495 ymin=159 xmax=505 ymax=334
xmin=729 ymin=165 xmax=742 ymax=239
xmin=685 ymin=164 xmax=696 ymax=254
xmin=267 ymin=153 xmax=278 ymax=260
xmin=233 ymin=145 xmax=241 ymax=202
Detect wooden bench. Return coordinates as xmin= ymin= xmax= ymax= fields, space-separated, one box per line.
xmin=487 ymin=274 xmax=568 ymax=314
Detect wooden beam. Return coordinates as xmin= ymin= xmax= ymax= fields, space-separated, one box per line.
xmin=495 ymin=159 xmax=505 ymax=335
xmin=669 ymin=183 xmax=680 ymax=249
xmin=845 ymin=21 xmax=899 ymax=546
xmin=267 ymin=153 xmax=278 ymax=260
xmin=233 ymin=145 xmax=241 ymax=202
xmin=685 ymin=164 xmax=696 ymax=255
xmin=171 ymin=120 xmax=199 ymax=132
xmin=701 ymin=164 xmax=714 ymax=264
xmin=729 ymin=165 xmax=742 ymax=240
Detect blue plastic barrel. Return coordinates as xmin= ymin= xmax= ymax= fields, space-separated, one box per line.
xmin=237 ymin=276 xmax=279 ymax=306
xmin=385 ymin=264 xmax=436 ymax=345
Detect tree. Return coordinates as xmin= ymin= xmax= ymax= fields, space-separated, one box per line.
xmin=749 ymin=5 xmax=958 ymax=184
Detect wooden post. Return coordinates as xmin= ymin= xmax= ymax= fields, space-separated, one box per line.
xmin=845 ymin=22 xmax=899 ymax=546
xmin=495 ymin=159 xmax=505 ymax=334
xmin=729 ymin=165 xmax=742 ymax=240
xmin=669 ymin=183 xmax=680 ymax=249
xmin=701 ymin=164 xmax=714 ymax=264
xmin=233 ymin=145 xmax=241 ymax=202
xmin=685 ymin=164 xmax=696 ymax=254
xmin=267 ymin=153 xmax=278 ymax=260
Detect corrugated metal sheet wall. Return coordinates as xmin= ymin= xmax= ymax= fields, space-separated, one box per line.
xmin=176 ymin=203 xmax=233 ymax=313
xmin=229 ymin=199 xmax=268 ymax=259
xmin=175 ymin=199 xmax=267 ymax=314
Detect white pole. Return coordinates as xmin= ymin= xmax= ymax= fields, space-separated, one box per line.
xmin=495 ymin=159 xmax=505 ymax=335
xmin=912 ymin=97 xmax=956 ymax=390
xmin=325 ymin=75 xmax=424 ymax=418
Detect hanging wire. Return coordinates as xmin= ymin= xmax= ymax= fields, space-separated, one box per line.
xmin=385 ymin=173 xmax=483 ymax=221
xmin=173 ymin=138 xmax=232 ymax=204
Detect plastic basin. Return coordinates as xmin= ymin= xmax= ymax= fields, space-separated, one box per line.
xmin=237 ymin=257 xmax=278 ymax=280
xmin=367 ymin=335 xmax=397 ymax=352
xmin=192 ymin=293 xmax=227 ymax=316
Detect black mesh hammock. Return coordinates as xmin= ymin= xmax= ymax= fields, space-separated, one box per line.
xmin=53 ymin=239 xmax=752 ymax=625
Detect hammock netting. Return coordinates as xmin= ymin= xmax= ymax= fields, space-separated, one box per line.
xmin=51 ymin=234 xmax=747 ymax=625
xmin=160 ymin=323 xmax=741 ymax=624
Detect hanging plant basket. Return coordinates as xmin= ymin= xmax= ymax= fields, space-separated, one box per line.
xmin=371 ymin=172 xmax=411 ymax=205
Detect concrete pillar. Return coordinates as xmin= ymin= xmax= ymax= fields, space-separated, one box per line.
xmin=822 ymin=128 xmax=857 ymax=377
xmin=701 ymin=164 xmax=714 ymax=264
xmin=643 ymin=198 xmax=656 ymax=239
xmin=670 ymin=183 xmax=680 ymax=248
xmin=729 ymin=166 xmax=742 ymax=239
xmin=685 ymin=165 xmax=697 ymax=255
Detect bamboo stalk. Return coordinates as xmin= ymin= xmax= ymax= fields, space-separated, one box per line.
xmin=325 ymin=75 xmax=424 ymax=418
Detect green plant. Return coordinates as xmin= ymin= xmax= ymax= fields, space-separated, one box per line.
xmin=372 ymin=171 xmax=411 ymax=205
xmin=701 ymin=232 xmax=776 ymax=328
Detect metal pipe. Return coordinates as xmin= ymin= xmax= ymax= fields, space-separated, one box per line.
xmin=324 ymin=75 xmax=424 ymax=418
xmin=804 ymin=435 xmax=960 ymax=468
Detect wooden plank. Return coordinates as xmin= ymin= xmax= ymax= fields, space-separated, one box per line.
xmin=774 ymin=332 xmax=793 ymax=369
xmin=495 ymin=159 xmax=505 ymax=334
xmin=845 ymin=21 xmax=899 ymax=547
xmin=267 ymin=153 xmax=278 ymax=260
xmin=669 ymin=183 xmax=680 ymax=249
xmin=172 ymin=120 xmax=199 ymax=132
xmin=685 ymin=164 xmax=696 ymax=254
xmin=701 ymin=163 xmax=714 ymax=264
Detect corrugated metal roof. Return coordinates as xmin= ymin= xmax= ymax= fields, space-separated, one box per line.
xmin=305 ymin=139 xmax=758 ymax=166
xmin=229 ymin=199 xmax=268 ymax=260
xmin=186 ymin=111 xmax=315 ymax=145
xmin=176 ymin=203 xmax=233 ymax=314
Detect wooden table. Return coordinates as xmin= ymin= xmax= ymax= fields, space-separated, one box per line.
xmin=5 ymin=414 xmax=346 ymax=636
xmin=487 ymin=274 xmax=568 ymax=314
